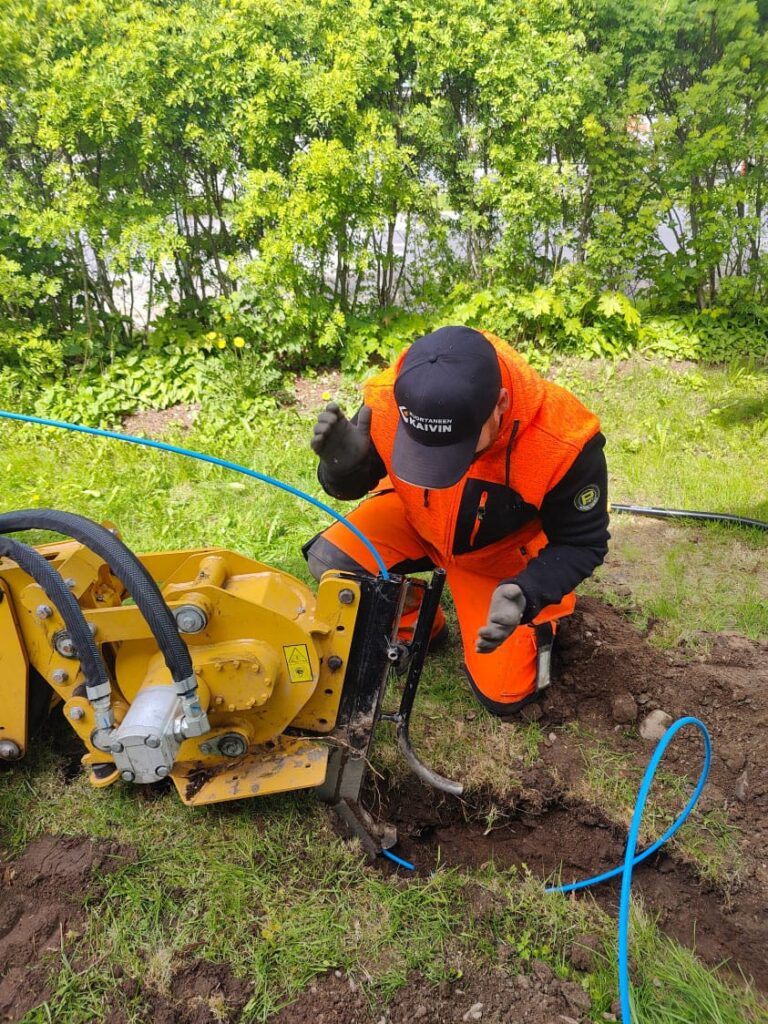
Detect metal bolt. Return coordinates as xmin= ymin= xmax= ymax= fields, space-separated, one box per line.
xmin=173 ymin=604 xmax=208 ymax=634
xmin=338 ymin=589 xmax=355 ymax=605
xmin=36 ymin=604 xmax=53 ymax=619
xmin=155 ymin=765 xmax=170 ymax=778
xmin=0 ymin=740 xmax=21 ymax=760
xmin=120 ymin=770 xmax=135 ymax=782
xmin=145 ymin=735 xmax=161 ymax=749
xmin=199 ymin=742 xmax=213 ymax=755
xmin=68 ymin=707 xmax=85 ymax=721
xmin=54 ymin=631 xmax=77 ymax=658
xmin=327 ymin=655 xmax=343 ymax=671
xmin=110 ymin=742 xmax=124 ymax=754
xmin=218 ymin=733 xmax=248 ymax=758
xmin=52 ymin=669 xmax=69 ymax=685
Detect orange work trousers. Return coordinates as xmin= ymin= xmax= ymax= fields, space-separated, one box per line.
xmin=304 ymin=490 xmax=575 ymax=712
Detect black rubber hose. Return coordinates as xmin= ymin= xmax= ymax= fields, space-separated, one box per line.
xmin=0 ymin=536 xmax=109 ymax=695
xmin=0 ymin=509 xmax=194 ymax=684
xmin=610 ymin=503 xmax=768 ymax=531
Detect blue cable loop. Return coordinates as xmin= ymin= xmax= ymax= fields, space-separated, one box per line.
xmin=0 ymin=410 xmax=389 ymax=579
xmin=0 ymin=410 xmax=713 ymax=1022
xmin=547 ymin=716 xmax=711 ymax=1024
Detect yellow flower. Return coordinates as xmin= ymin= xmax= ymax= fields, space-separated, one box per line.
xmin=233 ymin=336 xmax=246 ymax=348
xmin=322 ymin=391 xmax=331 ymax=401
xmin=206 ymin=331 xmax=217 ymax=341
xmin=224 ymin=313 xmax=233 ymax=322
xmin=217 ymin=339 xmax=226 ymax=349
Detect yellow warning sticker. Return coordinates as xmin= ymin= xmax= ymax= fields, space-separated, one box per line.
xmin=283 ymin=644 xmax=312 ymax=683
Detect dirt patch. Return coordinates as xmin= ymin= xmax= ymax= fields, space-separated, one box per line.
xmin=268 ymin=965 xmax=594 ymax=1023
xmin=124 ymin=961 xmax=252 ymax=1024
xmin=293 ymin=371 xmax=346 ymax=414
xmin=0 ymin=835 xmax=134 ymax=1022
xmin=122 ymin=403 xmax=199 ymax=437
xmin=364 ymin=596 xmax=768 ymax=992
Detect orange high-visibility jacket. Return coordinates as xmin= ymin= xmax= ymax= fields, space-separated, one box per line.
xmin=359 ymin=331 xmax=609 ymax=620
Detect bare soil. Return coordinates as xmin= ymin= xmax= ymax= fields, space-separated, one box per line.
xmin=0 ymin=835 xmax=135 ymax=1022
xmin=269 ymin=964 xmax=596 ymax=1023
xmin=122 ymin=403 xmax=200 ymax=437
xmin=368 ymin=598 xmax=768 ymax=991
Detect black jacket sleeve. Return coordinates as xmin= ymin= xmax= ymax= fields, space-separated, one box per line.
xmin=505 ymin=433 xmax=610 ymax=622
xmin=316 ymin=406 xmax=387 ymax=500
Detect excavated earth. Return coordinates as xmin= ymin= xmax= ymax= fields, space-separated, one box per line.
xmin=1 ymin=598 xmax=766 ymax=1023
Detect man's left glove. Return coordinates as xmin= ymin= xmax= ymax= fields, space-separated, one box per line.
xmin=476 ymin=583 xmax=527 ymax=654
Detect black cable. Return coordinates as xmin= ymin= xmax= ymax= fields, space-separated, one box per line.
xmin=0 ymin=509 xmax=194 ymax=683
xmin=0 ymin=536 xmax=109 ymax=697
xmin=610 ymin=503 xmax=768 ymax=531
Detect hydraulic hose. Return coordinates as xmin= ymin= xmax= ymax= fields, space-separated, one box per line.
xmin=0 ymin=509 xmax=194 ymax=688
xmin=0 ymin=535 xmax=113 ymax=727
xmin=611 ymin=503 xmax=768 ymax=531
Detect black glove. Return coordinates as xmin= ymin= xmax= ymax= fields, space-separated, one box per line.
xmin=310 ymin=402 xmax=372 ymax=477
xmin=476 ymin=583 xmax=527 ymax=654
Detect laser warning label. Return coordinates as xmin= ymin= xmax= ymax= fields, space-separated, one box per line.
xmin=283 ymin=644 xmax=312 ymax=683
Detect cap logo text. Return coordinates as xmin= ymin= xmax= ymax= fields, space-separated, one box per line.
xmin=399 ymin=406 xmax=453 ymax=433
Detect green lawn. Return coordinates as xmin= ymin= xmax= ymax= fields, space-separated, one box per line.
xmin=0 ymin=356 xmax=766 ymax=1022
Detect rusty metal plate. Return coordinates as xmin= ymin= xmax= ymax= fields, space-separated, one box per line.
xmin=170 ymin=737 xmax=329 ymax=806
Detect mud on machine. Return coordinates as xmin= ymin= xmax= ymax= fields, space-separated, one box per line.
xmin=0 ymin=508 xmax=458 ymax=856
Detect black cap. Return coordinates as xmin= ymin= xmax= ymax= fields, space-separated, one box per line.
xmin=392 ymin=326 xmax=501 ymax=488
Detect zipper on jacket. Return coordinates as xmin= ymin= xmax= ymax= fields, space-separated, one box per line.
xmin=469 ymin=490 xmax=489 ymax=547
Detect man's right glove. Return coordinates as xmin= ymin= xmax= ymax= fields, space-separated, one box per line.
xmin=476 ymin=583 xmax=527 ymax=654
xmin=310 ymin=402 xmax=372 ymax=477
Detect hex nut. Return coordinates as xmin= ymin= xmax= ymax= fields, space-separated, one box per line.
xmin=68 ymin=707 xmax=85 ymax=721
xmin=338 ymin=589 xmax=355 ymax=605
xmin=120 ymin=770 xmax=135 ymax=782
xmin=36 ymin=604 xmax=53 ymax=619
xmin=52 ymin=669 xmax=69 ymax=684
xmin=155 ymin=765 xmax=170 ymax=778
xmin=144 ymin=735 xmax=161 ymax=749
xmin=327 ymin=655 xmax=343 ymax=671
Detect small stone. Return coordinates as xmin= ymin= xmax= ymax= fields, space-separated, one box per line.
xmin=611 ymin=692 xmax=638 ymax=724
xmin=462 ymin=1003 xmax=483 ymax=1021
xmin=334 ymin=970 xmax=342 ymax=978
xmin=414 ymin=1006 xmax=428 ymax=1019
xmin=348 ymin=978 xmax=357 ymax=992
xmin=735 ymin=770 xmax=749 ymax=803
xmin=639 ymin=709 xmax=673 ymax=741
xmin=636 ymin=692 xmax=651 ymax=705
xmin=722 ymin=747 xmax=746 ymax=773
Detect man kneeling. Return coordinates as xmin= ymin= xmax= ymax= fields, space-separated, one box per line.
xmin=304 ymin=326 xmax=610 ymax=717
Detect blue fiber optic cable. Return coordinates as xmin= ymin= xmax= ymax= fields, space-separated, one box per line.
xmin=0 ymin=408 xmax=714 ymax=1023
xmin=547 ymin=716 xmax=711 ymax=1024
xmin=0 ymin=410 xmax=389 ymax=578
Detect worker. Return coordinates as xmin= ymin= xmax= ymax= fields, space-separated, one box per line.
xmin=304 ymin=325 xmax=610 ymax=717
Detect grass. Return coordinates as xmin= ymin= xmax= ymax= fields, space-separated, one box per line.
xmin=563 ymin=725 xmax=746 ymax=889
xmin=1 ymin=355 xmax=767 ymax=1022
xmin=555 ymin=358 xmax=768 ymax=645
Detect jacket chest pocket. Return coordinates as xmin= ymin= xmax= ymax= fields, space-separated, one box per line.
xmin=453 ymin=479 xmax=539 ymax=555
